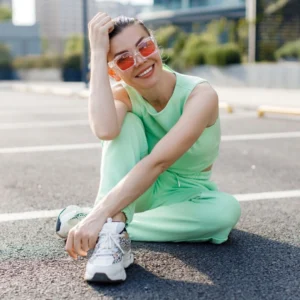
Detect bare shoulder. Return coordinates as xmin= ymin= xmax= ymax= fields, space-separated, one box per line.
xmin=188 ymin=82 xmax=218 ymax=102
xmin=185 ymin=82 xmax=219 ymax=127
xmin=111 ymin=82 xmax=132 ymax=112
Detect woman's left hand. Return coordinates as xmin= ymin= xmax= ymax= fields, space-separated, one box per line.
xmin=65 ymin=212 xmax=106 ymax=259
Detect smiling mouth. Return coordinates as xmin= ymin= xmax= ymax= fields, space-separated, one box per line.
xmin=136 ymin=64 xmax=154 ymax=78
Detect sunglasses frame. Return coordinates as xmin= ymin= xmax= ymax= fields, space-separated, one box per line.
xmin=108 ymin=36 xmax=158 ymax=71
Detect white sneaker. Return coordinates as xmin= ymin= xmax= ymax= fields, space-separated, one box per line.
xmin=84 ymin=218 xmax=134 ymax=283
xmin=56 ymin=205 xmax=91 ymax=239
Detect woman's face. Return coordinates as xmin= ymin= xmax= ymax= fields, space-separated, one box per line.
xmin=108 ymin=24 xmax=163 ymax=89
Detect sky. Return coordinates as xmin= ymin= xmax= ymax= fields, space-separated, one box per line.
xmin=12 ymin=0 xmax=36 ymax=26
xmin=12 ymin=0 xmax=153 ymax=26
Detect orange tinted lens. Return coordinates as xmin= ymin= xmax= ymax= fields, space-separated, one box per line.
xmin=116 ymin=55 xmax=134 ymax=70
xmin=139 ymin=40 xmax=156 ymax=57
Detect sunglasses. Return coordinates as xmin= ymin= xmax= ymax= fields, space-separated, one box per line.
xmin=108 ymin=36 xmax=158 ymax=71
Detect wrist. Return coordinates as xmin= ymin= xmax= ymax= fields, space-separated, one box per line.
xmin=91 ymin=50 xmax=107 ymax=58
xmin=91 ymin=202 xmax=110 ymax=220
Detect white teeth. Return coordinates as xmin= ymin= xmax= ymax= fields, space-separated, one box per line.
xmin=138 ymin=66 xmax=153 ymax=77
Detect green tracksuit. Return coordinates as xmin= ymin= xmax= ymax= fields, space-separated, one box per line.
xmin=95 ymin=65 xmax=241 ymax=244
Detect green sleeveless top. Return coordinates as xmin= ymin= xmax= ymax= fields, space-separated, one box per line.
xmin=122 ymin=65 xmax=221 ymax=177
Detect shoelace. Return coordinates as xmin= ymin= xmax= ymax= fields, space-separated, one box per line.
xmin=94 ymin=232 xmax=125 ymax=257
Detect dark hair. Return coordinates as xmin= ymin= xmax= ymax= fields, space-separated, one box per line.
xmin=109 ymin=16 xmax=151 ymax=40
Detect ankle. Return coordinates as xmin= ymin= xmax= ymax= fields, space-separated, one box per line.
xmin=112 ymin=212 xmax=126 ymax=223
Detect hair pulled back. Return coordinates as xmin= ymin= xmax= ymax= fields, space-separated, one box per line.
xmin=109 ymin=16 xmax=151 ymax=40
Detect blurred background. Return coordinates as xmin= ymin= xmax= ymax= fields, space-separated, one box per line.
xmin=0 ymin=0 xmax=299 ymax=88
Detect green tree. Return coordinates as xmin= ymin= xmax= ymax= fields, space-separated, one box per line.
xmin=0 ymin=43 xmax=12 ymax=68
xmin=41 ymin=37 xmax=50 ymax=54
xmin=64 ymin=35 xmax=84 ymax=56
xmin=0 ymin=5 xmax=12 ymax=22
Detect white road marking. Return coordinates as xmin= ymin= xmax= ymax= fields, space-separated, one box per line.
xmin=0 ymin=209 xmax=62 ymax=222
xmin=0 ymin=108 xmax=87 ymax=115
xmin=221 ymin=131 xmax=300 ymax=141
xmin=0 ymin=190 xmax=299 ymax=223
xmin=236 ymin=190 xmax=300 ymax=201
xmin=0 ymin=143 xmax=101 ymax=153
xmin=0 ymin=120 xmax=89 ymax=129
xmin=0 ymin=131 xmax=299 ymax=154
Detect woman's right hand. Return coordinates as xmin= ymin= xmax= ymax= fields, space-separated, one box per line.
xmin=88 ymin=12 xmax=114 ymax=55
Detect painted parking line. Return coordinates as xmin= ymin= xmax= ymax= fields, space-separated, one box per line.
xmin=221 ymin=131 xmax=300 ymax=141
xmin=0 ymin=143 xmax=101 ymax=153
xmin=0 ymin=190 xmax=299 ymax=223
xmin=0 ymin=120 xmax=89 ymax=129
xmin=235 ymin=190 xmax=300 ymax=201
xmin=0 ymin=108 xmax=87 ymax=115
xmin=0 ymin=131 xmax=300 ymax=154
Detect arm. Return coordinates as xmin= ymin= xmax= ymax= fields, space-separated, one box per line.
xmin=88 ymin=12 xmax=130 ymax=140
xmin=88 ymin=53 xmax=120 ymax=140
xmin=66 ymin=83 xmax=218 ymax=258
xmin=93 ymin=83 xmax=219 ymax=217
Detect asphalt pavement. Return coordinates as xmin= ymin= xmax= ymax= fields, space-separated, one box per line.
xmin=0 ymin=89 xmax=300 ymax=300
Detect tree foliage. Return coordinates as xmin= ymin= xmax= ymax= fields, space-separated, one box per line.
xmin=0 ymin=5 xmax=12 ymax=22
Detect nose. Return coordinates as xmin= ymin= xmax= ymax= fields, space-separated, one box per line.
xmin=134 ymin=51 xmax=146 ymax=67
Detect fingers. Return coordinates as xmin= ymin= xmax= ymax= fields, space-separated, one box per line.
xmin=66 ymin=229 xmax=89 ymax=259
xmin=89 ymin=12 xmax=106 ymax=26
xmin=81 ymin=237 xmax=89 ymax=253
xmin=88 ymin=235 xmax=98 ymax=250
xmin=88 ymin=14 xmax=114 ymax=38
xmin=65 ymin=217 xmax=103 ymax=259
xmin=103 ymin=20 xmax=115 ymax=34
xmin=73 ymin=232 xmax=88 ymax=257
xmin=89 ymin=12 xmax=112 ymax=29
xmin=88 ymin=12 xmax=114 ymax=54
xmin=65 ymin=231 xmax=77 ymax=260
xmin=97 ymin=16 xmax=113 ymax=27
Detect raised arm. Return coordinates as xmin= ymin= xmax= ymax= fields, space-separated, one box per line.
xmin=88 ymin=12 xmax=129 ymax=140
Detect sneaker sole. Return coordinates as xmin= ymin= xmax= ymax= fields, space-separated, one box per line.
xmin=85 ymin=252 xmax=134 ymax=283
xmin=88 ymin=273 xmax=124 ymax=283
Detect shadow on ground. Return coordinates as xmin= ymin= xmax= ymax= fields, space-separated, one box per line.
xmin=89 ymin=229 xmax=300 ymax=299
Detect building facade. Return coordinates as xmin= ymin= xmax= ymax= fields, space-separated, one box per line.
xmin=35 ymin=0 xmax=148 ymax=54
xmin=138 ymin=0 xmax=246 ymax=32
xmin=0 ymin=0 xmax=41 ymax=58
xmin=0 ymin=0 xmax=12 ymax=8
xmin=0 ymin=22 xmax=41 ymax=57
xmin=256 ymin=0 xmax=300 ymax=61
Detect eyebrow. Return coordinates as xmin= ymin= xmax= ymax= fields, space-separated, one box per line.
xmin=113 ymin=37 xmax=146 ymax=58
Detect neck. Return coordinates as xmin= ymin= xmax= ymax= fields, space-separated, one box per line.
xmin=137 ymin=70 xmax=176 ymax=109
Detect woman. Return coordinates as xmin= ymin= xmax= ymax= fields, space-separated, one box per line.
xmin=56 ymin=12 xmax=241 ymax=283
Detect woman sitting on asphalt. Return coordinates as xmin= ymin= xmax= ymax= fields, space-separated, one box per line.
xmin=55 ymin=12 xmax=241 ymax=283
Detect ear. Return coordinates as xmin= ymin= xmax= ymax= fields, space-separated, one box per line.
xmin=108 ymin=67 xmax=122 ymax=82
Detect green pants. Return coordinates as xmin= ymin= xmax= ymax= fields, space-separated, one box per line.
xmin=95 ymin=113 xmax=241 ymax=244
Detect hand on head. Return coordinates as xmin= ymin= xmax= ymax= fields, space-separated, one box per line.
xmin=88 ymin=12 xmax=114 ymax=55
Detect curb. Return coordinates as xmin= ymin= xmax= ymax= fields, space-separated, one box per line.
xmin=2 ymin=83 xmax=267 ymax=111
xmin=8 ymin=83 xmax=85 ymax=98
